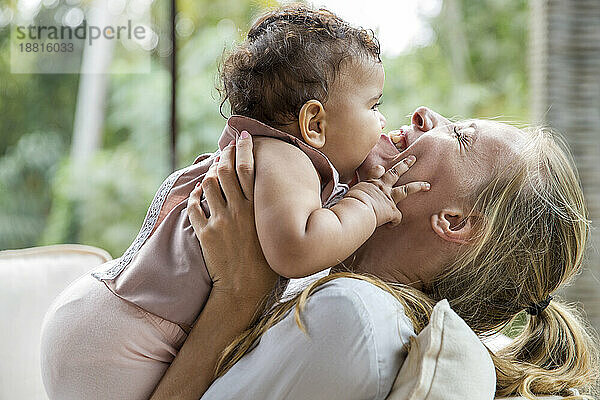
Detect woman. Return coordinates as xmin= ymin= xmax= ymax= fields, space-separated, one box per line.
xmin=150 ymin=107 xmax=599 ymax=399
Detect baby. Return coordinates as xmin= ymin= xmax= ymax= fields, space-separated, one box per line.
xmin=41 ymin=5 xmax=428 ymax=400
xmin=92 ymin=4 xmax=428 ymax=329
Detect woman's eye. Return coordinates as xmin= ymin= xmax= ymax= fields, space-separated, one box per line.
xmin=453 ymin=126 xmax=472 ymax=146
xmin=372 ymin=101 xmax=382 ymax=110
xmin=453 ymin=126 xmax=463 ymax=139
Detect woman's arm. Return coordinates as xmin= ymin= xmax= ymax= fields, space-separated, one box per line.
xmin=150 ymin=133 xmax=278 ymax=400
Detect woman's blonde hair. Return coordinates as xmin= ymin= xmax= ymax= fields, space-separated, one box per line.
xmin=216 ymin=125 xmax=599 ymax=399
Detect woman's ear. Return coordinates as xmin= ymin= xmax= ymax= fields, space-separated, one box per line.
xmin=298 ymin=100 xmax=327 ymax=149
xmin=430 ymin=209 xmax=478 ymax=245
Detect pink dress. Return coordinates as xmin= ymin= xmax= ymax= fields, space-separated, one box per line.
xmin=40 ymin=115 xmax=349 ymax=400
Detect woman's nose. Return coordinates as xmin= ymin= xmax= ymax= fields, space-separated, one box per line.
xmin=411 ymin=107 xmax=450 ymax=132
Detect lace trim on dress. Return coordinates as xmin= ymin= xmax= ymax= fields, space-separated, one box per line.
xmin=91 ymin=168 xmax=186 ymax=280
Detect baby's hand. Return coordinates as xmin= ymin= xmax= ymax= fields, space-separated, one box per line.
xmin=345 ymin=156 xmax=430 ymax=226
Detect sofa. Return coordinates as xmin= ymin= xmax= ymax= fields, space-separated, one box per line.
xmin=0 ymin=245 xmax=572 ymax=400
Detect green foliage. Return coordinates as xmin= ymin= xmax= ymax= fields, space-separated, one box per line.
xmin=0 ymin=132 xmax=65 ymax=248
xmin=380 ymin=0 xmax=529 ymax=131
xmin=41 ymin=145 xmax=164 ymax=254
xmin=0 ymin=12 xmax=79 ymax=157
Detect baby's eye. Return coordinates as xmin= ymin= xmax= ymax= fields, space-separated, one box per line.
xmin=371 ymin=101 xmax=382 ymax=110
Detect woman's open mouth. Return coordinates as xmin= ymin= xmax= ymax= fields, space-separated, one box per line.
xmin=389 ymin=128 xmax=410 ymax=152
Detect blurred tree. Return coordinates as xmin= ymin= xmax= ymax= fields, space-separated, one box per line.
xmin=380 ymin=0 xmax=529 ymax=129
xmin=0 ymin=10 xmax=79 ymax=156
xmin=0 ymin=132 xmax=65 ymax=248
xmin=0 ymin=6 xmax=78 ymax=250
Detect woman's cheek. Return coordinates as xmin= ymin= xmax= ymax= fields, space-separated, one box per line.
xmin=393 ymin=144 xmax=440 ymax=187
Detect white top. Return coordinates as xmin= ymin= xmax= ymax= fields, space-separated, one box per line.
xmin=201 ymin=277 xmax=415 ymax=400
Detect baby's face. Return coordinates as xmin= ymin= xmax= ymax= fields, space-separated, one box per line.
xmin=319 ymin=60 xmax=386 ymax=182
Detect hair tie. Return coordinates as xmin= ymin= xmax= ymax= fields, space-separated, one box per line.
xmin=525 ymin=295 xmax=553 ymax=316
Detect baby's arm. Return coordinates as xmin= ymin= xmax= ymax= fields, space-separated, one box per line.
xmin=253 ymin=138 xmax=427 ymax=279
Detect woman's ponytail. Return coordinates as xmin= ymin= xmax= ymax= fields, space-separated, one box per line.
xmin=493 ymin=299 xmax=599 ymax=399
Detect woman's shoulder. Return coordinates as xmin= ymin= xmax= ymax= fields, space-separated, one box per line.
xmin=311 ymin=276 xmax=404 ymax=306
xmin=307 ymin=277 xmax=414 ymax=338
xmin=296 ymin=276 xmax=415 ymax=399
xmin=314 ymin=275 xmax=400 ymax=298
xmin=203 ymin=276 xmax=414 ymax=400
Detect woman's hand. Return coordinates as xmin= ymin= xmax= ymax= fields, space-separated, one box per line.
xmin=150 ymin=132 xmax=278 ymax=400
xmin=187 ymin=131 xmax=278 ymax=299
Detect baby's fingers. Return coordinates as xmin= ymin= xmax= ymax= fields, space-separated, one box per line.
xmin=363 ymin=165 xmax=385 ymax=181
xmin=380 ymin=155 xmax=416 ymax=187
xmin=391 ymin=181 xmax=430 ymax=204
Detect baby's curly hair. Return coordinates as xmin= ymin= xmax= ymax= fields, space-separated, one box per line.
xmin=219 ymin=4 xmax=381 ymax=128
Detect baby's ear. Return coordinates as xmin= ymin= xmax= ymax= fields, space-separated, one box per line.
xmin=430 ymin=209 xmax=479 ymax=245
xmin=298 ymin=100 xmax=327 ymax=149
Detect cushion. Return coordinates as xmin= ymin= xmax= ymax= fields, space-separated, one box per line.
xmin=0 ymin=244 xmax=112 ymax=400
xmin=387 ymin=299 xmax=496 ymax=400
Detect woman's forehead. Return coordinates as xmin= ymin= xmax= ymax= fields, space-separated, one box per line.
xmin=471 ymin=120 xmax=524 ymax=154
xmin=451 ymin=120 xmax=524 ymax=191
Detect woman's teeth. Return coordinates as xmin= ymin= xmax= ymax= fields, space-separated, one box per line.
xmin=389 ymin=130 xmax=408 ymax=151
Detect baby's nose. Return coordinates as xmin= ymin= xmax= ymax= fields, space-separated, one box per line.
xmin=379 ymin=113 xmax=387 ymax=130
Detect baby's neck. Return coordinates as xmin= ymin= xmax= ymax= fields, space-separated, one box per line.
xmin=274 ymin=121 xmax=301 ymax=139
